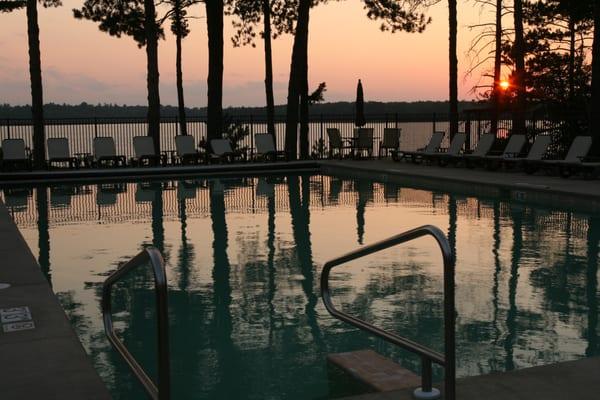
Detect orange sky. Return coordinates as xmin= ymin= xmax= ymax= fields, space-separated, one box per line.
xmin=0 ymin=0 xmax=502 ymax=106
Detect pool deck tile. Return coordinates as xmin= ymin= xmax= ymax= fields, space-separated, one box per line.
xmin=0 ymin=203 xmax=111 ymax=400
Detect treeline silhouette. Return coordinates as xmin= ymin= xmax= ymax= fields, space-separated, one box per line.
xmin=0 ymin=101 xmax=485 ymax=119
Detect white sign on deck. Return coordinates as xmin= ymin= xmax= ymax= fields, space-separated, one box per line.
xmin=0 ymin=306 xmax=35 ymax=333
xmin=3 ymin=321 xmax=35 ymax=333
xmin=0 ymin=306 xmax=32 ymax=324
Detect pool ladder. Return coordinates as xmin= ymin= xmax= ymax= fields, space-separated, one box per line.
xmin=101 ymin=247 xmax=171 ymax=400
xmin=321 ymin=225 xmax=456 ymax=400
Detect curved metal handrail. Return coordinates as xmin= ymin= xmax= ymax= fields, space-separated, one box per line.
xmin=321 ymin=225 xmax=455 ymax=400
xmin=101 ymin=247 xmax=170 ymax=400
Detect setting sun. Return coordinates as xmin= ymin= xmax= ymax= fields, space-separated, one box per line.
xmin=499 ymin=80 xmax=510 ymax=90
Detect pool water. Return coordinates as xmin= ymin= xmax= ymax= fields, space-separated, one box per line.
xmin=2 ymin=174 xmax=599 ymax=399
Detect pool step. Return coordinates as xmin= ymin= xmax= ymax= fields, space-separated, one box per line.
xmin=327 ymin=349 xmax=421 ymax=392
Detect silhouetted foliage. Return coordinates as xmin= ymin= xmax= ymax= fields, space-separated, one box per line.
xmin=73 ymin=0 xmax=164 ymax=152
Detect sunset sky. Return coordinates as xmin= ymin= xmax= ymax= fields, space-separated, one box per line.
xmin=1 ymin=0 xmax=502 ymax=107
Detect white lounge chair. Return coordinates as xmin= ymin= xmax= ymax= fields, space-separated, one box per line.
xmin=527 ymin=136 xmax=594 ymax=177
xmin=327 ymin=128 xmax=353 ymax=159
xmin=1 ymin=138 xmax=31 ymax=171
xmin=93 ymin=137 xmax=126 ymax=167
xmin=400 ymin=131 xmax=445 ymax=163
xmin=503 ymin=135 xmax=552 ymax=170
xmin=428 ymin=133 xmax=467 ymax=166
xmin=209 ymin=138 xmax=245 ymax=163
xmin=132 ymin=136 xmax=164 ymax=166
xmin=254 ymin=133 xmax=288 ymax=161
xmin=175 ymin=135 xmax=204 ymax=165
xmin=478 ymin=134 xmax=527 ymax=169
xmin=47 ymin=138 xmax=77 ymax=169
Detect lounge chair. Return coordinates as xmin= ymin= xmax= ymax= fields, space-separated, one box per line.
xmin=254 ymin=133 xmax=288 ymax=161
xmin=526 ymin=136 xmax=594 ymax=177
xmin=451 ymin=133 xmax=495 ymax=167
xmin=209 ymin=139 xmax=246 ymax=163
xmin=428 ymin=133 xmax=467 ymax=166
xmin=47 ymin=138 xmax=78 ymax=169
xmin=132 ymin=136 xmax=165 ymax=167
xmin=399 ymin=131 xmax=445 ymax=163
xmin=1 ymin=138 xmax=31 ymax=171
xmin=478 ymin=134 xmax=527 ymax=169
xmin=175 ymin=135 xmax=204 ymax=165
xmin=502 ymin=135 xmax=552 ymax=171
xmin=378 ymin=128 xmax=401 ymax=159
xmin=93 ymin=137 xmax=126 ymax=167
xmin=327 ymin=128 xmax=352 ymax=159
xmin=351 ymin=128 xmax=374 ymax=159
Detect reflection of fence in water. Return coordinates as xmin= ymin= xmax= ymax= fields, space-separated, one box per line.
xmin=0 ymin=176 xmax=591 ymax=240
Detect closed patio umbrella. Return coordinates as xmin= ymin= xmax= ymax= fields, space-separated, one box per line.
xmin=355 ymin=79 xmax=366 ymax=127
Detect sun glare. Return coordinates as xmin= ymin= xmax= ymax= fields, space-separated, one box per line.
xmin=499 ymin=80 xmax=510 ymax=90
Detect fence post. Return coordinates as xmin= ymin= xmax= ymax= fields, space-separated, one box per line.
xmin=465 ymin=114 xmax=472 ymax=151
xmin=432 ymin=113 xmax=437 ymax=133
xmin=250 ymin=114 xmax=254 ymax=159
xmin=395 ymin=113 xmax=399 ymax=129
xmin=6 ymin=118 xmax=10 ymax=139
xmin=94 ymin=117 xmax=98 ymax=138
xmin=320 ymin=114 xmax=324 ymax=159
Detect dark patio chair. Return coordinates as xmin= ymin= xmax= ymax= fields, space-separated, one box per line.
xmin=378 ymin=128 xmax=401 ymax=159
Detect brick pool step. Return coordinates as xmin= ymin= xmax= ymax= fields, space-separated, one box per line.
xmin=328 ymin=349 xmax=421 ymax=392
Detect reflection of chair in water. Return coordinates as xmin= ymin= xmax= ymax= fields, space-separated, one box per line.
xmin=211 ymin=179 xmax=225 ymax=196
xmin=256 ymin=178 xmax=275 ymax=198
xmin=383 ymin=182 xmax=400 ymax=201
xmin=328 ymin=178 xmax=342 ymax=202
xmin=3 ymin=188 xmax=31 ymax=210
xmin=96 ymin=183 xmax=126 ymax=206
xmin=135 ymin=183 xmax=158 ymax=203
xmin=50 ymin=186 xmax=76 ymax=207
xmin=178 ymin=181 xmax=198 ymax=200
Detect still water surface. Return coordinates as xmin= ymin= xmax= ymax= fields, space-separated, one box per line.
xmin=2 ymin=174 xmax=599 ymax=399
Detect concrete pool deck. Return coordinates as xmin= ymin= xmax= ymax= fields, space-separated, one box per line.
xmin=342 ymin=355 xmax=600 ymax=400
xmin=0 ymin=158 xmax=599 ymax=399
xmin=0 ymin=203 xmax=111 ymax=399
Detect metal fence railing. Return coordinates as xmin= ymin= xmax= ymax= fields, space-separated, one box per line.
xmin=0 ymin=113 xmax=579 ymax=161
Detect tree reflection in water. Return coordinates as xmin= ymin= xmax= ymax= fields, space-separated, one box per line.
xmin=4 ymin=175 xmax=599 ymax=400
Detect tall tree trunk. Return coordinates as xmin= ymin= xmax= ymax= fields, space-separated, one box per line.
xmin=299 ymin=44 xmax=309 ymax=159
xmin=262 ymin=0 xmax=276 ymax=143
xmin=145 ymin=0 xmax=161 ymax=154
xmin=26 ymin=0 xmax=45 ymax=168
xmin=449 ymin=0 xmax=458 ymax=140
xmin=285 ymin=0 xmax=310 ymax=160
xmin=206 ymin=0 xmax=224 ymax=147
xmin=512 ymin=0 xmax=526 ymax=136
xmin=491 ymin=0 xmax=502 ymax=136
xmin=175 ymin=0 xmax=188 ymax=136
xmin=592 ymin=2 xmax=600 ymax=156
xmin=568 ymin=16 xmax=576 ymax=103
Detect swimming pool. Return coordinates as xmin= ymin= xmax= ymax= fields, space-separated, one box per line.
xmin=2 ymin=173 xmax=599 ymax=399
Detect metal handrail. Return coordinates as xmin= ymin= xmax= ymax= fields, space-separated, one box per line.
xmin=101 ymin=247 xmax=170 ymax=400
xmin=321 ymin=225 xmax=455 ymax=400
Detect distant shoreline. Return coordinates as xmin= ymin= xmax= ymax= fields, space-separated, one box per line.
xmin=0 ymin=100 xmax=486 ymax=119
